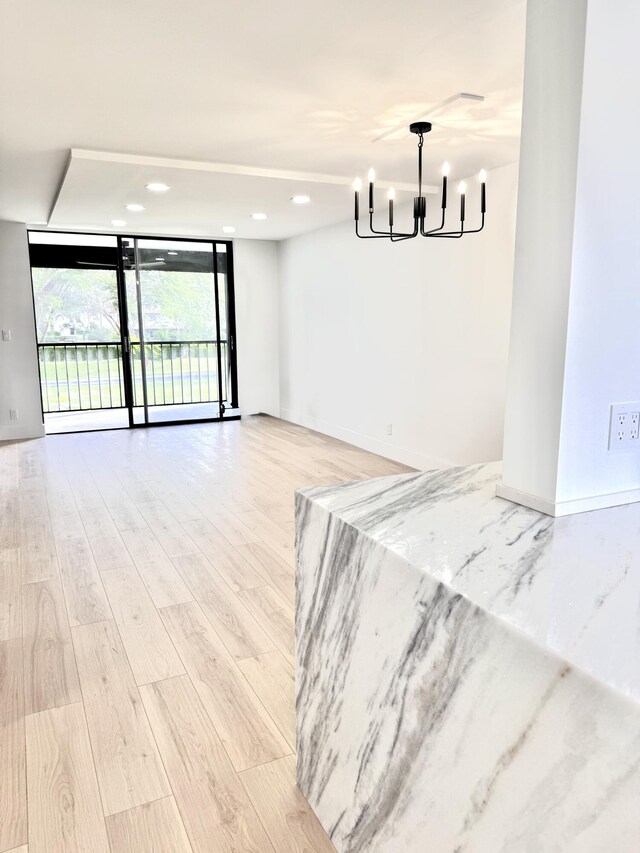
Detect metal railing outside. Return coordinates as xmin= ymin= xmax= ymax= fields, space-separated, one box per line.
xmin=38 ymin=342 xmax=125 ymax=412
xmin=130 ymin=341 xmax=228 ymax=407
xmin=37 ymin=340 xmax=228 ymax=413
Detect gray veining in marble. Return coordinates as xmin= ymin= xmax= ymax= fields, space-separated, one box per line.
xmin=295 ymin=462 xmax=640 ymax=853
xmin=301 ymin=461 xmax=640 ymax=701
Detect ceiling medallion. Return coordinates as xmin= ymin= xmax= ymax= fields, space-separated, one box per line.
xmin=353 ymin=122 xmax=486 ymax=241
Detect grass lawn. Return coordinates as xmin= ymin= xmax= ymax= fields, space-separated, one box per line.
xmin=39 ymin=346 xmax=225 ymax=411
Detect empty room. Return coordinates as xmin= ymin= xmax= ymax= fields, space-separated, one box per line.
xmin=0 ymin=0 xmax=638 ymax=851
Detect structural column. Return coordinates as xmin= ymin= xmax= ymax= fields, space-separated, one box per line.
xmin=499 ymin=0 xmax=640 ymax=516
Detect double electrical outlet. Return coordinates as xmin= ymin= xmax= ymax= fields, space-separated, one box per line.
xmin=608 ymin=402 xmax=640 ymax=451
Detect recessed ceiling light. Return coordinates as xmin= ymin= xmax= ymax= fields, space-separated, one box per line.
xmin=145 ymin=182 xmax=170 ymax=192
xmin=291 ymin=195 xmax=311 ymax=204
xmin=125 ymin=204 xmax=145 ymax=212
xmin=251 ymin=213 xmax=267 ymax=220
xmin=111 ymin=219 xmax=127 ymax=226
xmin=167 ymin=251 xmax=178 ymax=255
xmin=155 ymin=257 xmax=164 ymax=261
xmin=222 ymin=226 xmax=236 ymax=234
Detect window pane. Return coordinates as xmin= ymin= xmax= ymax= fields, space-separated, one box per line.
xmin=32 ymin=267 xmax=121 ymax=343
xmin=135 ymin=240 xmax=217 ymax=342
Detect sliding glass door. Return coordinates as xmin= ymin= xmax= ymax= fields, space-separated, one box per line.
xmin=30 ymin=232 xmax=130 ymax=433
xmin=29 ymin=231 xmax=238 ymax=433
xmin=121 ymin=236 xmax=237 ymax=425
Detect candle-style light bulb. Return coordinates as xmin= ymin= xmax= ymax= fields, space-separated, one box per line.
xmin=353 ymin=178 xmax=361 ymax=221
xmin=368 ymin=168 xmax=376 ymax=183
xmin=479 ymin=169 xmax=487 ymax=214
xmin=387 ymin=187 xmax=395 ymax=228
xmin=441 ymin=162 xmax=450 ymax=209
xmin=458 ymin=181 xmax=466 ymax=223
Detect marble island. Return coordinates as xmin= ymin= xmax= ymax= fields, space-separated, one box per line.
xmin=295 ymin=462 xmax=640 ymax=852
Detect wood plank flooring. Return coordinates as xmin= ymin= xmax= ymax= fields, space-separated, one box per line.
xmin=0 ymin=414 xmax=410 ymax=852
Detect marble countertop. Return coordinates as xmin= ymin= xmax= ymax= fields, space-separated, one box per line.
xmin=300 ymin=462 xmax=640 ymax=703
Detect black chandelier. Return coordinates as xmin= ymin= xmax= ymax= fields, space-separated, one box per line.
xmin=353 ymin=121 xmax=486 ymax=241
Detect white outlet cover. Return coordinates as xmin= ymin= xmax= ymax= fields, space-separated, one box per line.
xmin=2 ymin=330 xmax=11 ymax=341
xmin=608 ymin=402 xmax=640 ymax=451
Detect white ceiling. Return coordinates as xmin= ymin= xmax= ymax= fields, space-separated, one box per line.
xmin=49 ymin=150 xmax=427 ymax=240
xmin=0 ymin=0 xmax=526 ymax=240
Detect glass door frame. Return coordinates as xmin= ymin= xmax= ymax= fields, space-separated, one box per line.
xmin=28 ymin=228 xmax=240 ymax=433
xmin=116 ymin=233 xmax=240 ymax=428
xmin=114 ymin=235 xmax=136 ymax=428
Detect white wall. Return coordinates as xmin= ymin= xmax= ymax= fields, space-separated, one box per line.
xmin=556 ymin=0 xmax=640 ymax=504
xmin=277 ymin=162 xmax=518 ymax=469
xmin=0 ymin=221 xmax=45 ymax=441
xmin=500 ymin=0 xmax=640 ymax=514
xmin=231 ymin=238 xmax=280 ymax=417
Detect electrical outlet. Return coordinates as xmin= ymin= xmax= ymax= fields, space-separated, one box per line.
xmin=9 ymin=408 xmax=18 ymax=420
xmin=608 ymin=402 xmax=640 ymax=450
xmin=1 ymin=330 xmax=11 ymax=341
xmin=386 ymin=423 xmax=393 ymax=436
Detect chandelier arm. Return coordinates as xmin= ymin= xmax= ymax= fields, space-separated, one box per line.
xmin=420 ymin=209 xmax=446 ymax=236
xmin=391 ymin=214 xmax=420 ymax=241
xmin=428 ymin=214 xmax=485 ymax=238
xmin=428 ymin=221 xmax=465 ymax=239
xmin=355 ymin=220 xmax=394 ymax=239
xmin=368 ymin=212 xmax=416 ymax=238
xmin=391 ymin=233 xmax=418 ymax=242
xmin=463 ymin=214 xmax=485 ymax=234
xmin=391 ymin=222 xmax=420 ymax=241
xmin=356 ymin=230 xmax=393 ymax=240
xmin=390 ymin=233 xmax=419 ymax=241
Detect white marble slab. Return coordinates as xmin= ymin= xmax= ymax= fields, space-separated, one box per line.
xmin=295 ymin=463 xmax=640 ymax=852
xmin=300 ymin=461 xmax=640 ymax=702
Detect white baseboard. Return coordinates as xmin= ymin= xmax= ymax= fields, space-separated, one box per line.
xmin=0 ymin=423 xmax=45 ymax=442
xmin=496 ymin=482 xmax=640 ymax=517
xmin=278 ymin=408 xmax=453 ymax=471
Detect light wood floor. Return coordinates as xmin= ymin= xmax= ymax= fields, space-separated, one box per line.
xmin=0 ymin=414 xmax=411 ymax=853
